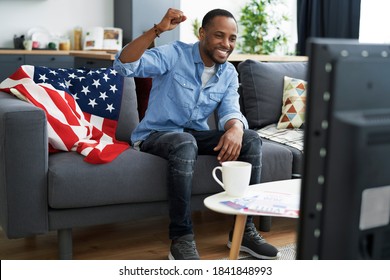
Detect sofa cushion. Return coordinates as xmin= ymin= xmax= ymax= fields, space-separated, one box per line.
xmin=277 ymin=76 xmax=307 ymax=129
xmin=115 ymin=77 xmax=140 ymax=142
xmin=47 ymin=151 xmax=221 ymax=209
xmin=260 ymin=139 xmax=293 ymax=182
xmin=238 ymin=60 xmax=308 ymax=129
xmin=48 ymin=149 xmax=169 ymax=209
xmin=257 ymin=123 xmax=304 ymax=178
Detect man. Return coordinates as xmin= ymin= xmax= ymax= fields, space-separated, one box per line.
xmin=114 ymin=8 xmax=279 ymax=260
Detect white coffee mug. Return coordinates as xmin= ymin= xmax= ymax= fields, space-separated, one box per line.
xmin=212 ymin=161 xmax=252 ymax=197
xmin=23 ymin=40 xmax=33 ymax=51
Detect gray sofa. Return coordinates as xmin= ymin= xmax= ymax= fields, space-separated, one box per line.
xmin=0 ymin=60 xmax=306 ymax=259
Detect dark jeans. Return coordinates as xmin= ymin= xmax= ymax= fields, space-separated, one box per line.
xmin=140 ymin=129 xmax=262 ymax=240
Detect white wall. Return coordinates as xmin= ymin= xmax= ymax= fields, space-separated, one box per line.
xmin=179 ymin=0 xmax=247 ymax=44
xmin=132 ymin=0 xmax=180 ymax=47
xmin=0 ymin=0 xmax=114 ymax=48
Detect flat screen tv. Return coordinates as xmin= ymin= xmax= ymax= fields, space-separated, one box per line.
xmin=297 ymin=38 xmax=390 ymax=259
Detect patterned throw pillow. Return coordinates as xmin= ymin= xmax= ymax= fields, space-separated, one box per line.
xmin=277 ymin=76 xmax=307 ymax=129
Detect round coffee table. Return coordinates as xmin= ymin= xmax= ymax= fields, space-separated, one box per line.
xmin=204 ymin=178 xmax=301 ymax=259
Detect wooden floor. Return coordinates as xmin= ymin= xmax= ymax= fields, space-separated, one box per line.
xmin=0 ymin=210 xmax=298 ymax=260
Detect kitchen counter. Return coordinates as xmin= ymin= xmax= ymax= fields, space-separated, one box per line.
xmin=0 ymin=49 xmax=117 ymax=60
xmin=69 ymin=50 xmax=117 ymax=60
xmin=0 ymin=49 xmax=71 ymax=55
xmin=0 ymin=49 xmax=307 ymax=62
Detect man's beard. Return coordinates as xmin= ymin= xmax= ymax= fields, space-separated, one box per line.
xmin=205 ymin=47 xmax=232 ymax=64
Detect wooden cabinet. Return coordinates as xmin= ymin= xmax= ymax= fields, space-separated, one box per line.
xmin=0 ymin=54 xmax=24 ymax=81
xmin=74 ymin=57 xmax=113 ymax=69
xmin=25 ymin=54 xmax=74 ymax=68
xmin=0 ymin=50 xmax=118 ymax=83
xmin=0 ymin=53 xmax=74 ymax=81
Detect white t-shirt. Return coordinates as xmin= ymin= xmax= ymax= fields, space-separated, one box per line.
xmin=201 ymin=64 xmax=216 ymax=87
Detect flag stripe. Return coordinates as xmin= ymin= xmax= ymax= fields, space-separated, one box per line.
xmin=11 ymin=84 xmax=81 ymax=151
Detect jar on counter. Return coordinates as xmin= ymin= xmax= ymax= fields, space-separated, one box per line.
xmin=73 ymin=26 xmax=82 ymax=50
xmin=59 ymin=37 xmax=70 ymax=50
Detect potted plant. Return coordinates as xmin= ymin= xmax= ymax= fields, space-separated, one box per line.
xmin=192 ymin=18 xmax=201 ymax=39
xmin=238 ymin=0 xmax=290 ymax=55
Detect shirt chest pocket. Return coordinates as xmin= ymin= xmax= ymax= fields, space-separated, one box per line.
xmin=209 ymin=92 xmax=224 ymax=103
xmin=168 ymin=73 xmax=196 ymax=108
xmin=206 ymin=82 xmax=227 ymax=104
xmin=200 ymin=91 xmax=224 ymax=116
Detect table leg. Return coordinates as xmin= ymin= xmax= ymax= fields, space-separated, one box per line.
xmin=229 ymin=214 xmax=247 ymax=260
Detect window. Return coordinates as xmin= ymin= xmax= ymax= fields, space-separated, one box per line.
xmin=359 ymin=0 xmax=390 ymax=43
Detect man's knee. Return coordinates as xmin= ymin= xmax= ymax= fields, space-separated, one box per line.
xmin=169 ymin=133 xmax=198 ymax=162
xmin=168 ymin=134 xmax=198 ymax=176
xmin=242 ymin=129 xmax=262 ymax=154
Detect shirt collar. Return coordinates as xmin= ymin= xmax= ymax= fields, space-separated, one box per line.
xmin=192 ymin=42 xmax=226 ymax=76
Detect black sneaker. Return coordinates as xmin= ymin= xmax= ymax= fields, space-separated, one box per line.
xmin=227 ymin=222 xmax=280 ymax=259
xmin=168 ymin=234 xmax=200 ymax=260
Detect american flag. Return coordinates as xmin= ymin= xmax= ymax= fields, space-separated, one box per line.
xmin=0 ymin=65 xmax=129 ymax=164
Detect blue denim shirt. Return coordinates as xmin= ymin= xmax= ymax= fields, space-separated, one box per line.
xmin=113 ymin=41 xmax=248 ymax=144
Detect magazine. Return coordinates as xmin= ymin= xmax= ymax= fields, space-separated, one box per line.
xmin=221 ymin=190 xmax=300 ymax=218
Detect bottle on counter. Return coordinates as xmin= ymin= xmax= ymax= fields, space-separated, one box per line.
xmin=73 ymin=26 xmax=82 ymax=50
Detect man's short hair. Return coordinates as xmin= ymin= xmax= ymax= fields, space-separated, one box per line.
xmin=201 ymin=9 xmax=237 ymax=29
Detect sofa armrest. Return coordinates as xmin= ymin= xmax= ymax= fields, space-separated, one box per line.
xmin=0 ymin=91 xmax=49 ymax=238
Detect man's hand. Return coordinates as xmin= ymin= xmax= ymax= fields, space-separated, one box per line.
xmin=213 ymin=120 xmax=244 ymax=162
xmin=155 ymin=8 xmax=187 ymax=34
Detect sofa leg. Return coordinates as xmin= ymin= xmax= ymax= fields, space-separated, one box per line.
xmin=58 ymin=228 xmax=73 ymax=260
xmin=259 ymin=216 xmax=272 ymax=232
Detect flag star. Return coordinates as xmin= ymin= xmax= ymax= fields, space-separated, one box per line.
xmin=68 ymin=73 xmax=77 ymax=79
xmin=64 ymin=79 xmax=73 ymax=88
xmin=87 ymin=70 xmax=94 ymax=75
xmin=81 ymin=85 xmax=90 ymax=95
xmin=58 ymin=68 xmax=67 ymax=72
xmin=77 ymin=69 xmax=86 ymax=73
xmin=58 ymin=82 xmax=66 ymax=88
xmin=92 ymin=79 xmax=101 ymax=88
xmin=78 ymin=76 xmax=86 ymax=81
xmin=103 ymin=73 xmax=110 ymax=82
xmin=106 ymin=103 xmax=115 ymax=113
xmin=49 ymin=70 xmax=58 ymax=75
xmin=95 ymin=70 xmax=101 ymax=74
xmin=99 ymin=91 xmax=108 ymax=100
xmin=39 ymin=74 xmax=48 ymax=82
xmin=72 ymin=93 xmax=79 ymax=100
xmin=110 ymin=69 xmax=118 ymax=76
xmin=88 ymin=98 xmax=98 ymax=108
xmin=109 ymin=84 xmax=118 ymax=93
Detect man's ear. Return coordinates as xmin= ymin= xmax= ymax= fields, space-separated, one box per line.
xmin=198 ymin=27 xmax=205 ymax=39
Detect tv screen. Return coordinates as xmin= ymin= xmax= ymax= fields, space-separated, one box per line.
xmin=297 ymin=38 xmax=390 ymax=260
